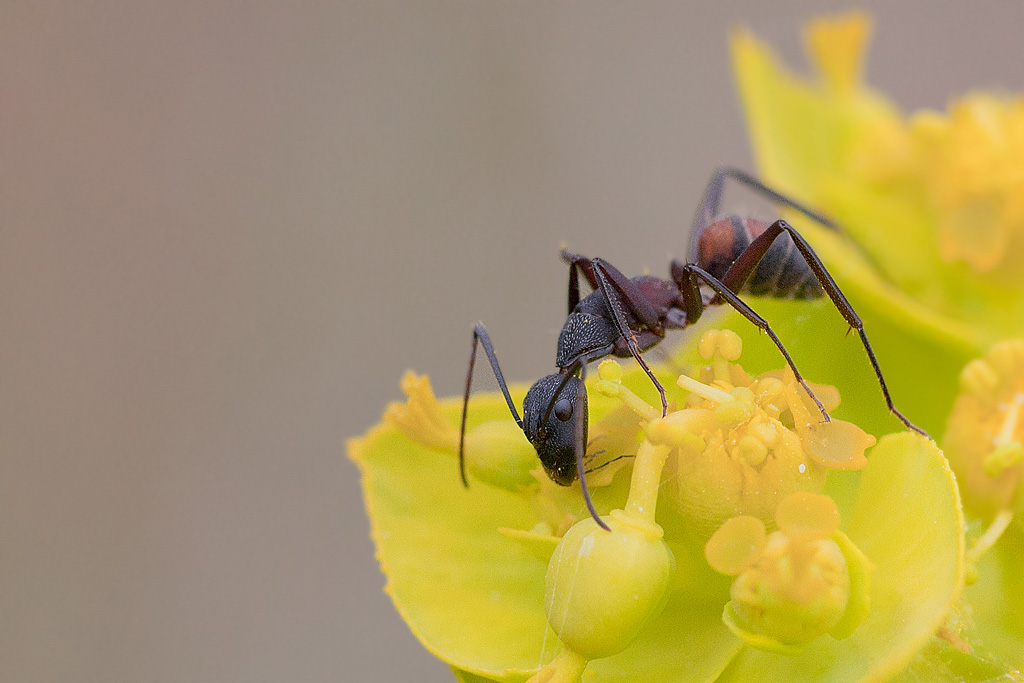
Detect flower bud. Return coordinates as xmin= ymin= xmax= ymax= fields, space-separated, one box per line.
xmin=707 ymin=494 xmax=869 ymax=652
xmin=944 ymin=340 xmax=1024 ymax=520
xmin=544 ymin=510 xmax=674 ymax=659
xmin=727 ymin=532 xmax=850 ymax=647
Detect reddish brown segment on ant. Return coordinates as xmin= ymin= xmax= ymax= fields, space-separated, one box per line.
xmin=460 ymin=167 xmax=926 ymax=531
xmin=690 ymin=168 xmax=834 ymax=300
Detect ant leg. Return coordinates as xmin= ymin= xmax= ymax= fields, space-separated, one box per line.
xmin=674 ymin=263 xmax=831 ymax=421
xmin=561 ymin=248 xmax=596 ymax=314
xmin=689 ymin=167 xmax=837 ymax=262
xmin=460 ymin=323 xmax=526 ymax=487
xmin=574 ymin=363 xmax=609 ymax=531
xmin=721 ymin=220 xmax=927 ymax=436
xmin=589 ymin=260 xmax=670 ymax=417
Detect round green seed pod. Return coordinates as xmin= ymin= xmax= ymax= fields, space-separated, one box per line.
xmin=544 ymin=510 xmax=675 ymax=659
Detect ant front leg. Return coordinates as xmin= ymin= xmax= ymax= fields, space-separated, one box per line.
xmin=671 ymin=261 xmax=831 ymax=421
xmin=689 ymin=167 xmax=837 ymax=262
xmin=573 ymin=363 xmax=607 ymax=530
xmin=721 ymin=220 xmax=927 ymax=436
xmin=460 ymin=323 xmax=525 ymax=487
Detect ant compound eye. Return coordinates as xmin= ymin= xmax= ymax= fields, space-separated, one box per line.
xmin=553 ymin=398 xmax=573 ymax=422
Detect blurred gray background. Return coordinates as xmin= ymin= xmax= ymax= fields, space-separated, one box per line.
xmin=4 ymin=2 xmax=1024 ymax=681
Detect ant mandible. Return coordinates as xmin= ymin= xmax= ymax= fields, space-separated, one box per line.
xmin=459 ymin=167 xmax=926 ymax=531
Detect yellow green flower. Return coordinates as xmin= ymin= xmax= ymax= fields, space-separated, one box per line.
xmin=731 ymin=12 xmax=1024 ymax=347
xmin=347 ymin=11 xmax=1024 ymax=682
xmin=348 ymin=325 xmax=970 ymax=681
xmin=706 ymin=493 xmax=870 ymax=654
xmin=941 ymin=340 xmax=1024 ymax=667
xmin=732 ymin=12 xmax=1024 ymax=674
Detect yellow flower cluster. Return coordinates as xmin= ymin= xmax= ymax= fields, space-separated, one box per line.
xmin=706 ymin=493 xmax=872 ymax=654
xmin=945 ymin=340 xmax=1024 ymax=522
xmin=786 ymin=13 xmax=1024 ymax=277
xmin=599 ymin=330 xmax=874 ymax=539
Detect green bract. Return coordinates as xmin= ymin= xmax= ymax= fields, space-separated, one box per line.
xmin=349 ymin=316 xmax=984 ymax=680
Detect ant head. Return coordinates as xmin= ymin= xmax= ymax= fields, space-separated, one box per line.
xmin=522 ymin=373 xmax=588 ymax=487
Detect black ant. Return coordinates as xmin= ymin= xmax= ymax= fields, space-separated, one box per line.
xmin=459 ymin=168 xmax=925 ymax=530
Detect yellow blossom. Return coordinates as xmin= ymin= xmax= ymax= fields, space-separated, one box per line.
xmin=732 ymin=10 xmax=1024 ymax=344
xmin=346 ymin=11 xmax=1011 ymax=680
xmin=732 ymin=12 xmax=1024 ymax=672
xmin=944 ymin=340 xmax=1024 ymax=522
xmin=603 ymin=330 xmax=874 ymax=540
xmin=706 ymin=493 xmax=872 ymax=653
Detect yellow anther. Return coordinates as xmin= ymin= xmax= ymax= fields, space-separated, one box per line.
xmin=748 ymin=419 xmax=779 ymax=447
xmin=698 ymin=330 xmax=721 ymax=360
xmin=595 ymin=360 xmax=657 ymax=419
xmin=598 ymin=358 xmax=623 ymax=382
xmin=384 ymin=372 xmax=458 ymax=452
xmin=983 ymin=441 xmax=1024 ymax=477
xmin=646 ymin=412 xmax=710 ymax=451
xmin=718 ymin=330 xmax=743 ymax=361
xmin=715 ymin=397 xmax=756 ymax=425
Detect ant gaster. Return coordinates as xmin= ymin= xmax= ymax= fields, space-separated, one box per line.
xmin=460 ymin=168 xmax=926 ymax=531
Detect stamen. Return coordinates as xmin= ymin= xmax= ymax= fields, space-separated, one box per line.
xmin=966 ymin=509 xmax=1014 ymax=566
xmin=983 ymin=442 xmax=1024 ymax=478
xmin=595 ymin=360 xmax=660 ymax=422
xmin=994 ymin=395 xmax=1022 ymax=446
xmin=677 ymin=374 xmax=737 ymax=404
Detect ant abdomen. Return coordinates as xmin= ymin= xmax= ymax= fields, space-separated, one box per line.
xmin=696 ymin=216 xmax=824 ymax=300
